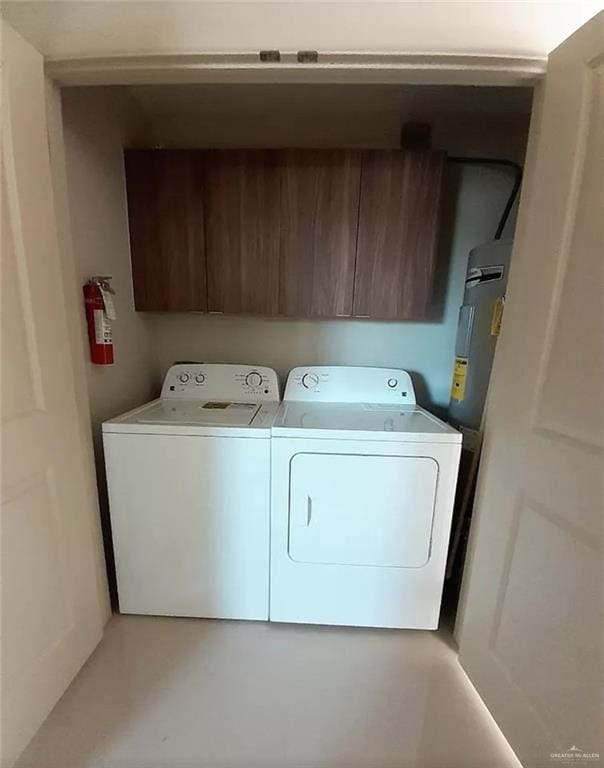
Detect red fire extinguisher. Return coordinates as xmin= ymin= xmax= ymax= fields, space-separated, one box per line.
xmin=83 ymin=276 xmax=116 ymax=365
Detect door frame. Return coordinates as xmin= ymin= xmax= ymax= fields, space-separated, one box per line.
xmin=45 ymin=51 xmax=545 ymax=87
xmin=454 ymin=77 xmax=546 ymax=642
xmin=43 ymin=46 xmax=544 ymax=617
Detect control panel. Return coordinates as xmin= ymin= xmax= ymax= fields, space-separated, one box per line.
xmin=161 ymin=364 xmax=280 ymax=401
xmin=284 ymin=366 xmax=416 ymax=404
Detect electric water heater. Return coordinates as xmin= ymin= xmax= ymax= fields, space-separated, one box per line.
xmin=448 ymin=239 xmax=513 ymax=433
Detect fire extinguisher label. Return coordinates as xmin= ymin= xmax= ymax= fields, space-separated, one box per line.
xmin=94 ymin=309 xmax=113 ymax=345
xmin=99 ymin=285 xmax=117 ymax=320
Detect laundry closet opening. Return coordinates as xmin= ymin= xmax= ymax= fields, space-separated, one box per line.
xmin=57 ymin=82 xmax=533 ymax=625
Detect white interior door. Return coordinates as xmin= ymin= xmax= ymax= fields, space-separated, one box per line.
xmin=1 ymin=22 xmax=107 ymax=767
xmin=457 ymin=12 xmax=603 ymax=767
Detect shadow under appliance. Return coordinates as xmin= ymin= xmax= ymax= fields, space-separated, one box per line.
xmin=103 ymin=363 xmax=279 ymax=620
xmin=270 ymin=366 xmax=462 ymax=629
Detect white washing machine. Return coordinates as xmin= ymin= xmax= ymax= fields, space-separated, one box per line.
xmin=103 ymin=363 xmax=279 ymax=620
xmin=270 ymin=366 xmax=462 ymax=630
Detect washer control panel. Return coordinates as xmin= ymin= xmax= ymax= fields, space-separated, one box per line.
xmin=161 ymin=364 xmax=279 ymax=401
xmin=284 ymin=366 xmax=416 ymax=404
xmin=302 ymin=372 xmax=320 ymax=389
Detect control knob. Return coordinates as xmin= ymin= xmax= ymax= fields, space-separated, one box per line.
xmin=178 ymin=373 xmax=190 ymax=384
xmin=302 ymin=372 xmax=320 ymax=389
xmin=194 ymin=373 xmax=205 ymax=385
xmin=245 ymin=371 xmax=263 ymax=388
xmin=387 ymin=378 xmax=398 ymax=389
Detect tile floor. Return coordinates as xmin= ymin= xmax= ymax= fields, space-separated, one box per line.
xmin=17 ymin=615 xmax=521 ymax=768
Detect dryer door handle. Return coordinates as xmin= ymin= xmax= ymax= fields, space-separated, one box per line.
xmin=292 ymin=494 xmax=313 ymax=527
xmin=305 ymin=495 xmax=313 ymax=527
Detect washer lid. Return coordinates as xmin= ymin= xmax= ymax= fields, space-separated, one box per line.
xmin=135 ymin=400 xmax=261 ymax=427
xmin=272 ymin=402 xmax=461 ymax=443
xmin=102 ymin=399 xmax=279 ymax=436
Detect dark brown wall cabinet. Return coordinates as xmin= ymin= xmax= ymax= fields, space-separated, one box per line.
xmin=125 ymin=147 xmax=445 ymax=320
xmin=279 ymin=149 xmax=361 ymax=318
xmin=354 ymin=149 xmax=446 ymax=320
xmin=204 ymin=150 xmax=280 ymax=315
xmin=124 ymin=150 xmax=206 ymax=311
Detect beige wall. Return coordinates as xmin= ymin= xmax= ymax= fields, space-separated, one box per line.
xmin=61 ymin=87 xmax=160 ymax=427
xmin=60 ymin=86 xmax=160 ymax=603
xmin=45 ymin=81 xmax=112 ymax=622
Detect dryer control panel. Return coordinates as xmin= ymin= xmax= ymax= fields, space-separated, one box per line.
xmin=161 ymin=364 xmax=279 ymax=401
xmin=284 ymin=366 xmax=416 ymax=404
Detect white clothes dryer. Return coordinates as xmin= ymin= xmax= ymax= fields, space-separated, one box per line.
xmin=269 ymin=366 xmax=461 ymax=629
xmin=103 ymin=363 xmax=279 ymax=620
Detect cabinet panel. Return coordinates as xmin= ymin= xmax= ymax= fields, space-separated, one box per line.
xmin=205 ymin=150 xmax=280 ymax=315
xmin=125 ymin=149 xmax=206 ymax=311
xmin=279 ymin=149 xmax=361 ymax=317
xmin=354 ymin=149 xmax=445 ymax=320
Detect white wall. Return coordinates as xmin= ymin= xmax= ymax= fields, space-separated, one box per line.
xmin=61 ymin=87 xmax=160 ymax=427
xmin=60 ymin=86 xmax=160 ymax=602
xmin=143 ymin=84 xmax=530 ymax=412
xmin=3 ymin=1 xmax=601 ymax=60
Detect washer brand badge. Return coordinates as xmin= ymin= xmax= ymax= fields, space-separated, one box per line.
xmin=550 ymin=745 xmax=600 ymax=763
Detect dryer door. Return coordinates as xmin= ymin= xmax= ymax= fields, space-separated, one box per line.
xmin=288 ymin=453 xmax=438 ymax=568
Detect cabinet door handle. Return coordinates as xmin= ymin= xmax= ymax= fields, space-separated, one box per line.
xmin=306 ymin=495 xmax=313 ymax=526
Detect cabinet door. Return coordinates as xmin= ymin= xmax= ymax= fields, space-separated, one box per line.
xmin=279 ymin=149 xmax=361 ymax=317
xmin=124 ymin=149 xmax=206 ymax=311
xmin=354 ymin=149 xmax=445 ymax=320
xmin=205 ymin=150 xmax=280 ymax=314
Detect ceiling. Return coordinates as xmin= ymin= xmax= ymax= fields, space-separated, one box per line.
xmin=129 ymin=83 xmax=534 ymax=121
xmin=3 ymin=1 xmax=600 ymax=61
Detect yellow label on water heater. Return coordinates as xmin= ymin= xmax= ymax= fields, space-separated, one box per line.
xmin=491 ymin=296 xmax=505 ymax=337
xmin=451 ymin=357 xmax=468 ymax=402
